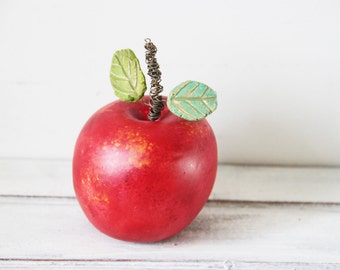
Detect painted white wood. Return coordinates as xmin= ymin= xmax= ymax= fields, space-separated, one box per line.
xmin=1 ymin=197 xmax=340 ymax=264
xmin=1 ymin=0 xmax=340 ymax=166
xmin=0 ymin=260 xmax=339 ymax=270
xmin=1 ymin=159 xmax=340 ymax=203
xmin=1 ymin=159 xmax=340 ymax=268
xmin=0 ymin=159 xmax=73 ymax=197
xmin=211 ymin=164 xmax=340 ymax=203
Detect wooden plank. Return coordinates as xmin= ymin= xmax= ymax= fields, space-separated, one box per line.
xmin=1 ymin=197 xmax=340 ymax=264
xmin=0 ymin=259 xmax=339 ymax=270
xmin=1 ymin=159 xmax=340 ymax=203
xmin=211 ymin=164 xmax=340 ymax=203
xmin=0 ymin=159 xmax=73 ymax=197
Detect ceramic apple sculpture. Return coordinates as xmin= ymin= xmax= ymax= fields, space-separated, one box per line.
xmin=73 ymin=39 xmax=218 ymax=242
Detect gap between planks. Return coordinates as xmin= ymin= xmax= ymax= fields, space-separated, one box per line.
xmin=1 ymin=194 xmax=340 ymax=207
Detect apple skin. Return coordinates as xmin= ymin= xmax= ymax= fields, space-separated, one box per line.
xmin=73 ymin=96 xmax=217 ymax=242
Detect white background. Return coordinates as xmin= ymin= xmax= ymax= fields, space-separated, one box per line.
xmin=0 ymin=0 xmax=339 ymax=166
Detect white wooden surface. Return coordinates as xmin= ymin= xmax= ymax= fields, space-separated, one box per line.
xmin=1 ymin=159 xmax=340 ymax=269
xmin=2 ymin=159 xmax=340 ymax=203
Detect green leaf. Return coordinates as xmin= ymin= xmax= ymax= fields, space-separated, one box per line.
xmin=110 ymin=49 xmax=146 ymax=102
xmin=167 ymin=80 xmax=217 ymax=121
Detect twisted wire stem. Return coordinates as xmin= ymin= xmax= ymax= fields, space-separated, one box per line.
xmin=145 ymin=38 xmax=164 ymax=121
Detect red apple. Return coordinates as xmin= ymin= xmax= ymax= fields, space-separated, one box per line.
xmin=73 ymin=96 xmax=217 ymax=242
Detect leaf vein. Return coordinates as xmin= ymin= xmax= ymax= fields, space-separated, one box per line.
xmin=173 ymin=96 xmax=216 ymax=101
xmin=110 ymin=72 xmax=130 ymax=81
xmin=185 ymin=100 xmax=206 ymax=117
xmin=201 ymin=99 xmax=215 ymax=113
xmin=172 ymin=100 xmax=196 ymax=119
xmin=173 ymin=81 xmax=191 ymax=96
xmin=113 ymin=54 xmax=135 ymax=91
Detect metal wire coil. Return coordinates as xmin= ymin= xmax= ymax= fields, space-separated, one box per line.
xmin=145 ymin=38 xmax=164 ymax=121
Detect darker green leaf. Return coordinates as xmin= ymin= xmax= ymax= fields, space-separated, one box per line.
xmin=167 ymin=80 xmax=217 ymax=121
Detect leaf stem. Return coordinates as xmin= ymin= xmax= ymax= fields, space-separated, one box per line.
xmin=145 ymin=38 xmax=164 ymax=121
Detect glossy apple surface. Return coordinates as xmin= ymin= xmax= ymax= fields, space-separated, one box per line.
xmin=73 ymin=96 xmax=217 ymax=242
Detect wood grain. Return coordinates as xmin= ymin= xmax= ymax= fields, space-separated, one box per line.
xmin=1 ymin=259 xmax=339 ymax=270
xmin=1 ymin=159 xmax=340 ymax=202
xmin=1 ymin=197 xmax=340 ymax=264
xmin=1 ymin=159 xmax=340 ymax=269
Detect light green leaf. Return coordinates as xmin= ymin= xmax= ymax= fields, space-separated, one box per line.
xmin=167 ymin=80 xmax=217 ymax=121
xmin=110 ymin=49 xmax=146 ymax=102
